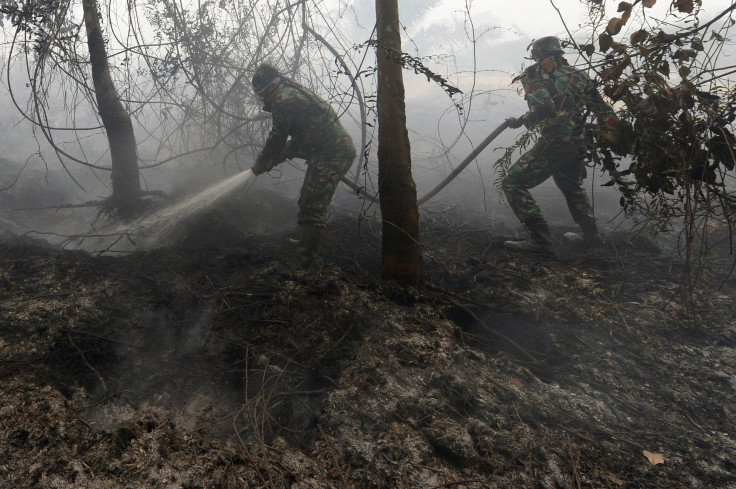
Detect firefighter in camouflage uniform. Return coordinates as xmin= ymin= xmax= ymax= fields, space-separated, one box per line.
xmin=503 ymin=36 xmax=617 ymax=254
xmin=251 ymin=64 xmax=356 ymax=269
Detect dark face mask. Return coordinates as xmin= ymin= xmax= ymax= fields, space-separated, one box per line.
xmin=253 ymin=85 xmax=272 ymax=112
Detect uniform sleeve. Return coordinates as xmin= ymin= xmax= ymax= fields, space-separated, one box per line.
xmin=255 ymin=105 xmax=290 ymax=173
xmin=520 ymin=72 xmax=556 ymax=128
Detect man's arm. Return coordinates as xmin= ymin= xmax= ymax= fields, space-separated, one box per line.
xmin=506 ymin=65 xmax=554 ymax=129
xmin=518 ymin=68 xmax=556 ymax=128
xmin=253 ymin=111 xmax=290 ymax=175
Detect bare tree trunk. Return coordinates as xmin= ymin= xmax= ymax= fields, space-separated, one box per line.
xmin=82 ymin=0 xmax=140 ymax=216
xmin=375 ymin=0 xmax=421 ymax=285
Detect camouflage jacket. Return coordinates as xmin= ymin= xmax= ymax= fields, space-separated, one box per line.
xmin=518 ymin=60 xmax=613 ymax=143
xmin=256 ymin=84 xmax=355 ymax=172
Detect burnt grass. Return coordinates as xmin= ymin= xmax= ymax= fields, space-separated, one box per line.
xmin=1 ymin=197 xmax=735 ymax=489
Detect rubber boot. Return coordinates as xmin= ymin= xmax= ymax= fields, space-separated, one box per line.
xmin=504 ymin=218 xmax=556 ymax=255
xmin=295 ymin=224 xmax=323 ymax=270
xmin=563 ymin=217 xmax=603 ymax=249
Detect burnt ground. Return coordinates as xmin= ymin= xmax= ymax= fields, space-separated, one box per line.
xmin=1 ymin=191 xmax=735 ymax=489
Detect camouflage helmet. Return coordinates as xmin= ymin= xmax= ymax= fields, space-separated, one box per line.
xmin=530 ymin=36 xmax=564 ymax=60
xmin=251 ymin=64 xmax=281 ymax=92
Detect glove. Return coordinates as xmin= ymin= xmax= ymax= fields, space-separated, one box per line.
xmin=597 ymin=115 xmax=620 ymax=144
xmin=252 ymin=161 xmax=264 ymax=176
xmin=506 ymin=116 xmax=525 ymax=129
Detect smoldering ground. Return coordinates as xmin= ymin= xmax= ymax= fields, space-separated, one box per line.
xmin=1 ymin=161 xmax=735 ymax=488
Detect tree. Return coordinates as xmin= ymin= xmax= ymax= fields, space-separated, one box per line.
xmin=81 ymin=0 xmax=139 ymax=216
xmin=374 ymin=0 xmax=421 ymax=286
xmin=578 ymin=0 xmax=736 ymax=278
xmin=1 ymin=0 xmax=141 ymax=217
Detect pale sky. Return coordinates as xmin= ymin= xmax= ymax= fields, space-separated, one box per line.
xmin=369 ymin=0 xmax=736 ymax=123
xmin=420 ymin=0 xmax=735 ymax=38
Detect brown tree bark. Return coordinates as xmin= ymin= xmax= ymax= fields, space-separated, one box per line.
xmin=82 ymin=0 xmax=140 ymax=216
xmin=375 ymin=0 xmax=421 ymax=286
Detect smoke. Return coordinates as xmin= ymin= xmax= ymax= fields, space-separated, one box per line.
xmin=86 ymin=303 xmax=245 ymax=436
xmin=65 ymin=170 xmax=257 ymax=254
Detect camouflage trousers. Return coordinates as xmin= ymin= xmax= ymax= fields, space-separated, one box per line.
xmin=502 ymin=139 xmax=596 ymax=226
xmin=297 ymin=148 xmax=356 ymax=227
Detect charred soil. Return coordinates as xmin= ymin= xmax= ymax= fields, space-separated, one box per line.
xmin=1 ymin=198 xmax=735 ymax=489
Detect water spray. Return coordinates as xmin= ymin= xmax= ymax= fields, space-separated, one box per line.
xmin=70 ymin=170 xmax=256 ymax=254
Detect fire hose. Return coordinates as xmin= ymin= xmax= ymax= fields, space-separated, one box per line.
xmin=340 ymin=120 xmax=509 ymax=206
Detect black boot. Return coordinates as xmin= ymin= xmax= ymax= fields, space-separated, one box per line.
xmin=295 ymin=224 xmax=323 ymax=269
xmin=504 ymin=218 xmax=556 ymax=254
xmin=563 ymin=217 xmax=603 ymax=249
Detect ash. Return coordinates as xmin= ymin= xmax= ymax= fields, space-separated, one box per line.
xmin=1 ymin=193 xmax=734 ymax=489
